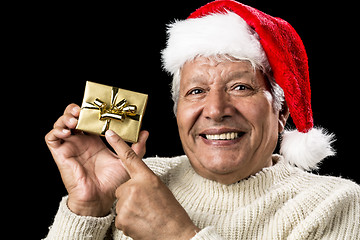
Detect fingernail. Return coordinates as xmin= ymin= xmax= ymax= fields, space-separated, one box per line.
xmin=105 ymin=129 xmax=116 ymax=137
xmin=69 ymin=118 xmax=77 ymax=125
xmin=62 ymin=128 xmax=70 ymax=134
xmin=72 ymin=106 xmax=80 ymax=114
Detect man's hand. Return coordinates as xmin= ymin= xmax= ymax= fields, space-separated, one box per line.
xmin=45 ymin=103 xmax=148 ymax=217
xmin=105 ymin=130 xmax=200 ymax=240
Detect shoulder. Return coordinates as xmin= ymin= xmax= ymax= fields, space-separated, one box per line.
xmin=284 ymin=163 xmax=360 ymax=210
xmin=285 ymin=169 xmax=360 ymax=238
xmin=298 ymin=170 xmax=360 ymax=202
xmin=274 ymin=154 xmax=360 ymax=202
xmin=285 ymin=164 xmax=360 ymax=221
xmin=274 ymin=156 xmax=359 ymax=218
xmin=143 ymin=155 xmax=189 ymax=180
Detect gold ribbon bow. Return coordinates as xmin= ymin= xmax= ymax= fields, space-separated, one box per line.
xmin=83 ymin=87 xmax=140 ymax=135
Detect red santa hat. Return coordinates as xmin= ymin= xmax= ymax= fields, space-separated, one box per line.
xmin=162 ymin=0 xmax=335 ymax=170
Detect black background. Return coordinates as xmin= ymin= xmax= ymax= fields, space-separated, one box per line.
xmin=4 ymin=1 xmax=358 ymax=238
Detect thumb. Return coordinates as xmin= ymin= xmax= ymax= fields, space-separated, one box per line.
xmin=105 ymin=130 xmax=152 ymax=178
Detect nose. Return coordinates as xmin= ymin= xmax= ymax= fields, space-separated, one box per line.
xmin=203 ymin=89 xmax=234 ymax=122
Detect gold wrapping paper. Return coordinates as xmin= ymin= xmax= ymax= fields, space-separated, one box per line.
xmin=76 ymin=81 xmax=148 ymax=143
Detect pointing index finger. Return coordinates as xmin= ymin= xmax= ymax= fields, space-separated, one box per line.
xmin=105 ymin=130 xmax=151 ymax=178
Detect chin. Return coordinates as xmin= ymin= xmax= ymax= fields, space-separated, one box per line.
xmin=196 ymin=151 xmax=247 ymax=175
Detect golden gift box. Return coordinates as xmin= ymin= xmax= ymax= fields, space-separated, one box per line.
xmin=76 ymin=81 xmax=148 ymax=143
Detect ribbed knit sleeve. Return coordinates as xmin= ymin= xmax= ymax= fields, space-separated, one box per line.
xmin=44 ymin=196 xmax=115 ymax=240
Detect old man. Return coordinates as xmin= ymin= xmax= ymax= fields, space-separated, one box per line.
xmin=44 ymin=1 xmax=360 ymax=239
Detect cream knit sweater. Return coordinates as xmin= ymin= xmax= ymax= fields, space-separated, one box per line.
xmin=45 ymin=155 xmax=360 ymax=239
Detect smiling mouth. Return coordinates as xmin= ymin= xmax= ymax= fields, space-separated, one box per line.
xmin=200 ymin=132 xmax=245 ymax=140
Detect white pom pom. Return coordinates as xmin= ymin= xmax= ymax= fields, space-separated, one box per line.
xmin=280 ymin=127 xmax=336 ymax=171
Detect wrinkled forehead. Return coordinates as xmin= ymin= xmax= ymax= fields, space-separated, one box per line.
xmin=180 ymin=55 xmax=263 ymax=86
xmin=191 ymin=55 xmax=254 ymax=67
xmin=181 ymin=55 xmax=255 ymax=74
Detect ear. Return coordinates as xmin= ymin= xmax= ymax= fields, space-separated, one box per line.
xmin=278 ymin=101 xmax=289 ymax=133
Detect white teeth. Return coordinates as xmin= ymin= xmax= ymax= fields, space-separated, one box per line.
xmin=205 ymin=132 xmax=239 ymax=140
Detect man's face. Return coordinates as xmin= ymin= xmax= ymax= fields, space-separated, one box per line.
xmin=176 ymin=57 xmax=285 ymax=184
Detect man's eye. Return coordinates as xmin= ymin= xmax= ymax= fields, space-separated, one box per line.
xmin=234 ymin=84 xmax=248 ymax=91
xmin=189 ymin=89 xmax=203 ymax=95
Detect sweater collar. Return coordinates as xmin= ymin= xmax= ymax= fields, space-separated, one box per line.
xmin=172 ymin=154 xmax=297 ymax=211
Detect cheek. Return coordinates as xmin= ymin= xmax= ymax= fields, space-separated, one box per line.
xmin=176 ymin=101 xmax=202 ymax=142
xmin=250 ymin=98 xmax=279 ymax=153
xmin=239 ymin=95 xmax=278 ymax=140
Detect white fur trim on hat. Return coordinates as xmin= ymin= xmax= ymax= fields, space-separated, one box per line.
xmin=161 ymin=11 xmax=269 ymax=75
xmin=280 ymin=127 xmax=336 ymax=171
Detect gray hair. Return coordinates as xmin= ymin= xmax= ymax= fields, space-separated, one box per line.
xmin=170 ymin=56 xmax=285 ymax=115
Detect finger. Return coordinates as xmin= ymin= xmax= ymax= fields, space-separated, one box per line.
xmin=64 ymin=103 xmax=81 ymax=117
xmin=131 ymin=130 xmax=149 ymax=159
xmin=105 ymin=130 xmax=152 ymax=178
xmin=53 ymin=113 xmax=78 ymax=130
xmin=45 ymin=127 xmax=72 ymax=148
